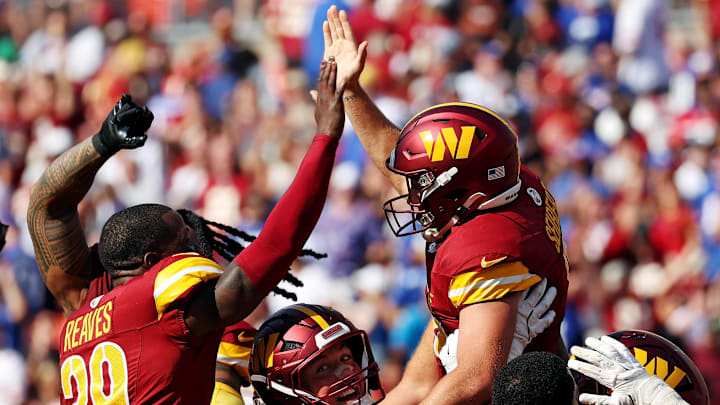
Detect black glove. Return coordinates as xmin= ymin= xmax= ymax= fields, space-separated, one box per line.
xmin=92 ymin=94 xmax=154 ymax=157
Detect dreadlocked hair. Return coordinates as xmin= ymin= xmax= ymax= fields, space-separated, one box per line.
xmin=177 ymin=209 xmax=326 ymax=301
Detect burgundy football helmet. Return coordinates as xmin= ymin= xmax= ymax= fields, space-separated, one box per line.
xmin=572 ymin=330 xmax=709 ymax=405
xmin=384 ymin=102 xmax=521 ymax=241
xmin=249 ymin=304 xmax=384 ymax=405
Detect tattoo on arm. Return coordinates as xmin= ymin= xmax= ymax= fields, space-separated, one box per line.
xmin=27 ymin=138 xmax=107 ymax=284
xmin=343 ymin=94 xmax=358 ymax=102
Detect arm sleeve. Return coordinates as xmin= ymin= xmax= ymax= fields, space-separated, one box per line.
xmin=217 ymin=322 xmax=256 ymax=385
xmin=233 ymin=134 xmax=338 ymax=296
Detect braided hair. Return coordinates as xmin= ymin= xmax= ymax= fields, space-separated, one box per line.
xmin=178 ymin=209 xmax=326 ymax=301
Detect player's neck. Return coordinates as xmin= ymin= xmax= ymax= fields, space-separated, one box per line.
xmin=111 ymin=268 xmax=145 ymax=288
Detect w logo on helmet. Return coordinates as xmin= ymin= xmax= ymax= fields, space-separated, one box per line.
xmin=633 ymin=348 xmax=687 ymax=389
xmin=419 ymin=127 xmax=476 ymax=162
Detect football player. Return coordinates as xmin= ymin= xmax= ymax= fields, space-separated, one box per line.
xmin=249 ymin=304 xmax=385 ymax=405
xmin=322 ymin=6 xmax=569 ymax=404
xmin=249 ymin=276 xmax=558 ymax=405
xmin=27 ymin=60 xmax=346 ymax=404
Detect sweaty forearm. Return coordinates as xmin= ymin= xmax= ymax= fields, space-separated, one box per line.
xmin=343 ymin=86 xmax=406 ymax=193
xmin=232 ymin=134 xmax=338 ymax=296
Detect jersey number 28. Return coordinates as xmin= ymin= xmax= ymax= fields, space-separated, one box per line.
xmin=60 ymin=342 xmax=130 ymax=405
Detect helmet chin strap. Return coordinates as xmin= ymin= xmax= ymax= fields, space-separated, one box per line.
xmin=423 ymin=180 xmax=522 ymax=242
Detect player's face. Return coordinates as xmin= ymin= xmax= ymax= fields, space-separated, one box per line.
xmin=299 ymin=343 xmax=365 ymax=405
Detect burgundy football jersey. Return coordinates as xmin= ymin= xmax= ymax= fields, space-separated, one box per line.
xmin=59 ymin=252 xmax=223 ymax=404
xmin=426 ymin=165 xmax=569 ymax=373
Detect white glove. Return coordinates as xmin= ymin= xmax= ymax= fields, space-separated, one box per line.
xmin=508 ymin=278 xmax=557 ymax=361
xmin=568 ymin=336 xmax=689 ymax=405
xmin=437 ymin=329 xmax=459 ymax=373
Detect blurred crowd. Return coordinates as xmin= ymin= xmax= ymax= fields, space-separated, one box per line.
xmin=2 ymin=0 xmax=720 ymax=403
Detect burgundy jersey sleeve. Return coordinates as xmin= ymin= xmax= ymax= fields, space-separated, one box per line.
xmin=217 ymin=321 xmax=257 ymax=386
xmin=152 ymin=253 xmax=223 ymax=319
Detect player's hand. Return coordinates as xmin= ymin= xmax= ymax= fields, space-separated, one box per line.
xmin=92 ymin=93 xmax=154 ymax=157
xmin=314 ymin=59 xmax=346 ymax=138
xmin=509 ymin=278 xmax=557 ymax=361
xmin=322 ymin=5 xmax=367 ymax=91
xmin=568 ymin=336 xmax=688 ymax=405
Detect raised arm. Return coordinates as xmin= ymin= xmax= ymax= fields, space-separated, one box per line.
xmin=27 ymin=95 xmax=153 ymax=315
xmin=184 ymin=61 xmax=346 ymax=336
xmin=323 ymin=6 xmax=406 ymax=194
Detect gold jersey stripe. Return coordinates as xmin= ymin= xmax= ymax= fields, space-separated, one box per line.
xmin=153 ymin=257 xmax=223 ymax=319
xmin=450 ymin=274 xmax=540 ymax=307
xmin=217 ymin=342 xmax=252 ymax=362
xmin=287 ymin=305 xmax=330 ymax=329
xmin=449 ymin=261 xmax=531 ymax=297
xmin=448 ymin=261 xmax=540 ymax=307
xmin=216 ymin=354 xmax=249 ymax=369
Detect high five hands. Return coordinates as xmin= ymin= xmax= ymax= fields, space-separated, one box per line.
xmin=322 ymin=5 xmax=367 ymax=91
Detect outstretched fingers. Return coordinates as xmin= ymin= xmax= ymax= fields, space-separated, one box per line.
xmin=526 ymin=278 xmax=548 ymax=306
xmin=318 ymin=61 xmax=329 ymax=94
xmin=600 ymin=336 xmax=637 ymax=366
xmin=568 ymin=358 xmax=605 ymax=382
xmin=323 ymin=20 xmax=333 ymax=50
xmin=578 ymin=393 xmax=617 ymax=405
xmin=328 ymin=5 xmax=344 ymax=41
xmin=339 ymin=9 xmax=356 ymax=43
xmin=327 ymin=6 xmax=340 ymax=41
xmin=585 ymin=337 xmax=622 ymax=364
xmin=356 ymin=41 xmax=368 ymax=68
xmin=327 ymin=60 xmax=337 ymax=94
